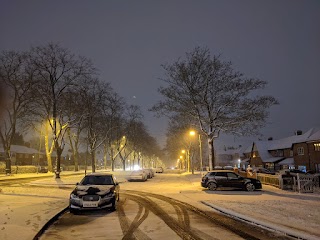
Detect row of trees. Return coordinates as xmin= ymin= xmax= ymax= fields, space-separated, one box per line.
xmin=152 ymin=47 xmax=278 ymax=169
xmin=0 ymin=43 xmax=162 ymax=177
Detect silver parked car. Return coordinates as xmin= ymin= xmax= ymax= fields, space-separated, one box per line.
xmin=144 ymin=168 xmax=154 ymax=178
xmin=127 ymin=170 xmax=148 ymax=181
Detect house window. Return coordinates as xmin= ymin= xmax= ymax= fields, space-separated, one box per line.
xmin=297 ymin=147 xmax=304 ymax=155
xmin=289 ymin=150 xmax=293 ymax=157
xmin=277 ymin=150 xmax=284 ymax=157
xmin=314 ymin=143 xmax=320 ymax=151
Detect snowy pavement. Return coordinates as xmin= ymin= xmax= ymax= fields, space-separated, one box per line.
xmin=0 ymin=171 xmax=319 ymax=240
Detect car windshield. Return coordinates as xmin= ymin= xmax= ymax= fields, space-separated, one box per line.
xmin=80 ymin=175 xmax=114 ymax=185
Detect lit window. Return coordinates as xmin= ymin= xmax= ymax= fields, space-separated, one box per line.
xmin=314 ymin=143 xmax=320 ymax=151
xmin=297 ymin=147 xmax=304 ymax=155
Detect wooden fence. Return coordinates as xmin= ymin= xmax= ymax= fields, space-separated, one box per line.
xmin=255 ymin=172 xmax=320 ymax=193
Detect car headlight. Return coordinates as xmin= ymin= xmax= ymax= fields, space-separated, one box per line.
xmin=70 ymin=193 xmax=79 ymax=199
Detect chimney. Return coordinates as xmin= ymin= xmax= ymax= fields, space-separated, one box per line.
xmin=295 ymin=130 xmax=302 ymax=135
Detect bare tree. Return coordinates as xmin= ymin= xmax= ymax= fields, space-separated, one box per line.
xmin=100 ymin=92 xmax=125 ymax=171
xmin=0 ymin=51 xmax=35 ymax=174
xmin=60 ymin=87 xmax=87 ymax=172
xmin=151 ymin=47 xmax=278 ymax=169
xmin=80 ymin=79 xmax=118 ymax=173
xmin=28 ymin=43 xmax=95 ymax=177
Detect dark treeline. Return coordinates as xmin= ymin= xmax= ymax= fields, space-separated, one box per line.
xmin=0 ymin=43 xmax=163 ymax=176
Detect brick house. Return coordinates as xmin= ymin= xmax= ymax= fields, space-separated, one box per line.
xmin=248 ymin=128 xmax=320 ymax=172
xmin=291 ymin=129 xmax=320 ymax=172
xmin=0 ymin=145 xmax=46 ymax=166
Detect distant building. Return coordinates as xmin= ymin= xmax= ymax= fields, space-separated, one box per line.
xmin=215 ymin=145 xmax=246 ymax=168
xmin=0 ymin=145 xmax=45 ymax=166
xmin=247 ymin=128 xmax=320 ymax=172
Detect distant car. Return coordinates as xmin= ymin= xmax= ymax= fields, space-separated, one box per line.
xmin=128 ymin=170 xmax=148 ymax=181
xmin=69 ymin=173 xmax=120 ymax=213
xmin=253 ymin=167 xmax=275 ymax=175
xmin=201 ymin=170 xmax=262 ymax=191
xmin=155 ymin=167 xmax=163 ymax=173
xmin=222 ymin=166 xmax=235 ymax=170
xmin=289 ymin=169 xmax=306 ymax=174
xmin=38 ymin=166 xmax=48 ymax=173
xmin=213 ymin=166 xmax=223 ymax=170
xmin=144 ymin=168 xmax=154 ymax=178
xmin=278 ymin=169 xmax=306 ymax=176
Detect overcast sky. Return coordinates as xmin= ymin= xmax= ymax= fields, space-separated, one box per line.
xmin=1 ymin=0 xmax=319 ymax=147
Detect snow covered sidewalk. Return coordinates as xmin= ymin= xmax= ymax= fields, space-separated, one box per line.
xmin=0 ymin=171 xmax=319 ymax=240
xmin=183 ymin=173 xmax=320 ymax=240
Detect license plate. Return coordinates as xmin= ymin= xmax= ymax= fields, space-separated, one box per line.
xmin=83 ymin=202 xmax=98 ymax=208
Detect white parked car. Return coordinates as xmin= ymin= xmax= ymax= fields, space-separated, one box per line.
xmin=144 ymin=168 xmax=154 ymax=178
xmin=128 ymin=170 xmax=148 ymax=181
xmin=155 ymin=167 xmax=163 ymax=173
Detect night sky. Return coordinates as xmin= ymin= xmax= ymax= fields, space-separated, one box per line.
xmin=1 ymin=0 xmax=319 ymax=147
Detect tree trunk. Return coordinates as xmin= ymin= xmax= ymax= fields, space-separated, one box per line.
xmin=44 ymin=135 xmax=53 ymax=172
xmin=111 ymin=148 xmax=115 ymax=171
xmin=74 ymin=150 xmax=79 ymax=171
xmin=122 ymin=159 xmax=126 ymax=171
xmin=208 ymin=138 xmax=215 ymax=170
xmin=5 ymin=148 xmax=11 ymax=175
xmin=67 ymin=128 xmax=79 ymax=172
xmin=103 ymin=143 xmax=108 ymax=169
xmin=91 ymin=150 xmax=96 ymax=173
xmin=55 ymin=143 xmax=63 ymax=178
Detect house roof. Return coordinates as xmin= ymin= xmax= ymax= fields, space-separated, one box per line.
xmin=252 ymin=128 xmax=320 ymax=162
xmin=307 ymin=128 xmax=320 ymax=142
xmin=278 ymin=158 xmax=294 ymax=165
xmin=268 ymin=128 xmax=320 ymax=150
xmin=253 ymin=141 xmax=273 ymax=162
xmin=243 ymin=144 xmax=253 ymax=154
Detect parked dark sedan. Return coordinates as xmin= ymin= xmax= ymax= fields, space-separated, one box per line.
xmin=69 ymin=173 xmax=120 ymax=213
xmin=201 ymin=170 xmax=262 ymax=191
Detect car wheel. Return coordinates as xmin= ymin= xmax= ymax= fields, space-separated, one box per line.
xmin=208 ymin=182 xmax=217 ymax=191
xmin=245 ymin=183 xmax=255 ymax=191
xmin=69 ymin=207 xmax=78 ymax=214
xmin=110 ymin=198 xmax=117 ymax=211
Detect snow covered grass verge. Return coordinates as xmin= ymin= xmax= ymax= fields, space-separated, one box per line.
xmin=202 ymin=201 xmax=320 ymax=240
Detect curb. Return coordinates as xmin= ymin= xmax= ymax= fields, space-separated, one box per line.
xmin=33 ymin=206 xmax=69 ymax=240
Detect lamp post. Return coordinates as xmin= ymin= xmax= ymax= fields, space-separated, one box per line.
xmin=190 ymin=130 xmax=203 ymax=175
